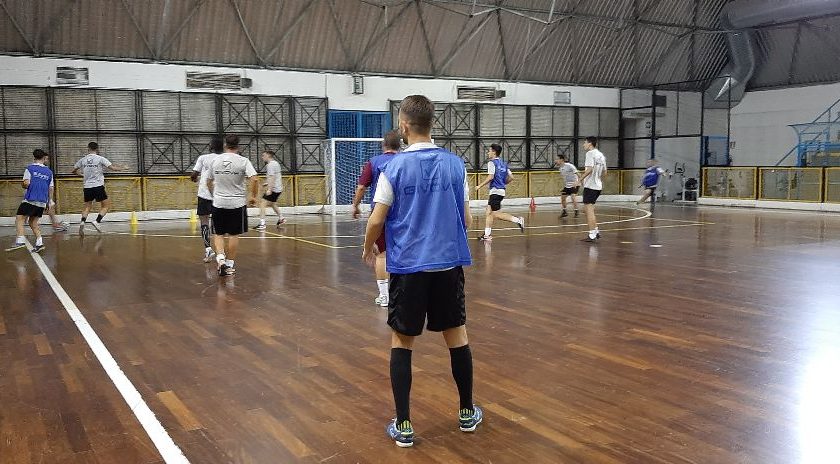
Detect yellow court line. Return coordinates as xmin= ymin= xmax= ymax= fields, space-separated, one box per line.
xmin=261 ymin=230 xmax=356 ymax=249
xmin=488 ymin=222 xmax=708 ymax=240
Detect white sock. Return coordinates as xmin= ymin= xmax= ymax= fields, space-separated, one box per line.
xmin=216 ymin=253 xmax=226 ymax=265
xmin=259 ymin=218 xmax=265 ymax=225
xmin=226 ymin=259 xmax=234 ymax=268
xmin=376 ymin=279 xmax=389 ymax=298
xmin=484 ymin=228 xmax=491 ymax=236
xmin=589 ymin=230 xmax=597 ymax=239
xmin=206 ymin=246 xmax=213 ymax=252
xmin=16 ymin=235 xmax=25 ymax=244
xmin=35 ymin=236 xmax=43 ymax=246
xmin=595 ymin=227 xmax=600 ymax=233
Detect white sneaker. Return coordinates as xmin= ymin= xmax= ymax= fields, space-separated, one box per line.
xmin=203 ymin=248 xmax=216 ymax=263
xmin=253 ymin=223 xmax=266 ymax=231
xmin=374 ymin=295 xmax=389 ymax=307
xmin=276 ymin=217 xmax=287 ymax=226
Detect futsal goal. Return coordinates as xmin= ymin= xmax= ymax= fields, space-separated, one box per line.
xmin=322 ymin=137 xmax=384 ymax=215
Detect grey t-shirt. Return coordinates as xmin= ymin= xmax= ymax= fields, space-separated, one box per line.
xmin=558 ymin=163 xmax=578 ymax=188
xmin=192 ymin=153 xmax=220 ymax=201
xmin=207 ymin=153 xmax=257 ymax=209
xmin=74 ymin=153 xmax=112 ymax=188
xmin=265 ymin=159 xmax=283 ymax=193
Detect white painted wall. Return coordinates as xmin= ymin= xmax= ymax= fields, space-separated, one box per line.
xmin=730 ymin=82 xmax=840 ymax=166
xmin=0 ymin=55 xmax=619 ymax=109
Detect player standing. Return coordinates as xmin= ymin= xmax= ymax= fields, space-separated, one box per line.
xmin=253 ymin=150 xmax=287 ymax=231
xmin=190 ymin=136 xmax=223 ymax=262
xmin=72 ymin=142 xmax=124 ymax=232
xmin=476 ymin=144 xmax=524 ymax=241
xmin=7 ymin=149 xmax=54 ymax=253
xmin=351 ymin=130 xmax=401 ymax=306
xmin=554 ymin=154 xmax=580 ymax=218
xmin=578 ymin=136 xmax=606 ymax=242
xmin=363 ymin=95 xmax=481 ymax=448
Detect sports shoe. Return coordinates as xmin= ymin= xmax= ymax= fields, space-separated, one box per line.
xmin=53 ymin=222 xmax=68 ymax=232
xmin=89 ymin=221 xmax=102 ymax=233
xmin=574 ymin=210 xmax=580 ymax=218
xmin=516 ymin=217 xmax=525 ymax=233
xmin=203 ymin=248 xmax=216 ymax=263
xmin=5 ymin=242 xmax=26 ymax=252
xmin=374 ymin=295 xmax=388 ymax=307
xmin=386 ymin=419 xmax=414 ymax=448
xmin=276 ymin=217 xmax=287 ymax=226
xmin=218 ymin=263 xmax=230 ymax=276
xmin=560 ymin=210 xmax=568 ymax=218
xmin=459 ymin=405 xmax=483 ymax=432
xmin=253 ymin=223 xmax=266 ymax=231
xmin=222 ymin=265 xmax=236 ymax=276
xmin=31 ymin=244 xmax=45 ymax=253
xmin=478 ymin=234 xmax=492 ymax=242
xmin=581 ymin=236 xmax=597 ymax=243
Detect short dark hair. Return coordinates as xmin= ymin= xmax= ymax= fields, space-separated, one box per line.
xmin=224 ymin=134 xmax=240 ymax=150
xmin=33 ymin=149 xmax=48 ymax=160
xmin=557 ymin=154 xmax=566 ymax=161
xmin=490 ymin=144 xmax=503 ymax=155
xmin=88 ymin=141 xmax=98 ymax=151
xmin=399 ymin=95 xmax=435 ymax=134
xmin=585 ymin=136 xmax=598 ymax=147
xmin=263 ymin=150 xmax=276 ymax=158
xmin=383 ymin=130 xmax=401 ymax=151
xmin=209 ymin=136 xmax=223 ymax=154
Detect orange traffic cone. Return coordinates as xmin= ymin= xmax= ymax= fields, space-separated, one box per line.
xmin=529 ymin=197 xmax=536 ymax=212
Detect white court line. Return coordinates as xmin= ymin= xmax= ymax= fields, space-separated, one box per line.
xmin=23 ymin=239 xmax=190 ymax=464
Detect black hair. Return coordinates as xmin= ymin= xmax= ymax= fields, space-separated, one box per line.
xmin=88 ymin=141 xmax=98 ymax=151
xmin=557 ymin=154 xmax=566 ymax=161
xmin=263 ymin=150 xmax=276 ymax=158
xmin=383 ymin=130 xmax=401 ymax=151
xmin=33 ymin=149 xmax=48 ymax=160
xmin=585 ymin=136 xmax=598 ymax=147
xmin=224 ymin=134 xmax=240 ymax=150
xmin=489 ymin=143 xmax=503 ymax=155
xmin=209 ymin=136 xmax=224 ymax=154
xmin=399 ymin=95 xmax=435 ymax=134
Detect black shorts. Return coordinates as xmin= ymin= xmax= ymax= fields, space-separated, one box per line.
xmin=644 ymin=186 xmax=657 ymax=193
xmin=262 ymin=191 xmax=281 ymax=203
xmin=388 ymin=267 xmax=466 ymax=337
xmin=212 ymin=206 xmax=248 ymax=236
xmin=487 ymin=194 xmax=504 ymax=212
xmin=197 ymin=197 xmax=213 ymax=216
xmin=83 ymin=186 xmax=108 ymax=203
xmin=562 ymin=186 xmax=579 ymax=196
xmin=582 ymin=188 xmax=601 ymax=205
xmin=16 ymin=202 xmax=45 ymax=218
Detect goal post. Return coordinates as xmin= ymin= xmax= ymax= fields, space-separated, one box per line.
xmin=322 ymin=137 xmax=384 ymax=215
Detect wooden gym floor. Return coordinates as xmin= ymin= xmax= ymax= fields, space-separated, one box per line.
xmin=2 ymin=203 xmax=839 ymax=463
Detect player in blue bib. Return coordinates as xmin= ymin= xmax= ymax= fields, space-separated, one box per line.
xmin=637 ymin=159 xmax=670 ymax=206
xmin=8 ymin=150 xmax=54 ymax=253
xmin=363 ymin=95 xmax=482 ymax=448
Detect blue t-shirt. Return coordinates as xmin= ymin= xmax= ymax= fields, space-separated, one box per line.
xmin=643 ymin=166 xmax=661 ymax=188
xmin=24 ymin=163 xmax=53 ymax=206
xmin=490 ymin=158 xmax=509 ymax=190
xmin=382 ymin=148 xmax=472 ymax=274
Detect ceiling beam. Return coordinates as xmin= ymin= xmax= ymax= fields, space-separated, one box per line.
xmin=437 ymin=13 xmax=494 ymax=76
xmin=230 ymin=0 xmax=265 ymax=66
xmin=156 ymin=0 xmax=173 ymax=57
xmin=35 ymin=0 xmax=78 ymax=54
xmin=0 ymin=0 xmax=36 ymax=54
xmin=327 ymin=0 xmax=356 ymax=69
xmin=787 ymin=22 xmax=803 ymax=85
xmin=804 ymin=21 xmax=840 ymax=63
xmin=264 ymin=0 xmax=319 ymax=63
xmin=415 ymin=1 xmax=438 ymax=75
xmin=119 ymin=0 xmax=156 ymax=58
xmin=354 ymin=1 xmax=414 ymax=69
xmin=158 ymin=0 xmax=208 ymax=58
xmin=496 ymin=9 xmax=510 ymax=80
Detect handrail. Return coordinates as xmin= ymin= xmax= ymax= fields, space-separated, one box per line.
xmin=775 ymin=98 xmax=840 ymax=166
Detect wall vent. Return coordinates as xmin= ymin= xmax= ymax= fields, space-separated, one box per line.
xmin=456 ymin=86 xmax=505 ymax=101
xmin=186 ymin=72 xmax=249 ymax=90
xmin=56 ymin=67 xmax=89 ymax=86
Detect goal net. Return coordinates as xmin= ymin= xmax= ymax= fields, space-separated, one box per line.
xmin=323 ymin=138 xmax=384 ymax=215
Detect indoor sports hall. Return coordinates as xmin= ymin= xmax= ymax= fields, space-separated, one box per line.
xmin=1 ymin=1 xmax=839 ymax=463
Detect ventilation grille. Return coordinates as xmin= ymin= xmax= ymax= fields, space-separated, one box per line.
xmin=553 ymin=91 xmax=571 ymax=105
xmin=56 ymin=67 xmax=89 ymax=86
xmin=457 ymin=86 xmax=506 ymax=101
xmin=186 ymin=72 xmax=250 ymax=90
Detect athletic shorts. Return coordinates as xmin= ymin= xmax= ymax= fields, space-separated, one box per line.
xmin=262 ymin=191 xmax=281 ymax=203
xmin=388 ymin=266 xmax=466 ymax=337
xmin=83 ymin=186 xmax=108 ymax=203
xmin=582 ymin=188 xmax=601 ymax=205
xmin=562 ymin=186 xmax=579 ymax=196
xmin=488 ymin=194 xmax=504 ymax=212
xmin=197 ymin=197 xmax=213 ymax=216
xmin=212 ymin=206 xmax=248 ymax=236
xmin=375 ymin=232 xmax=386 ymax=253
xmin=644 ymin=186 xmax=657 ymax=194
xmin=16 ymin=202 xmax=45 ymax=218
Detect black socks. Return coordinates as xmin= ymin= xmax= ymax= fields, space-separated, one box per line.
xmin=96 ymin=214 xmax=104 ymax=223
xmin=449 ymin=345 xmax=474 ymax=412
xmin=201 ymin=224 xmax=211 ymax=248
xmin=390 ymin=348 xmax=412 ymax=424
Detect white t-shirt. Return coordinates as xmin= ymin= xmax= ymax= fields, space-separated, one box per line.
xmin=583 ymin=149 xmax=607 ymax=191
xmin=74 ymin=153 xmax=112 ymax=188
xmin=192 ymin=153 xmax=220 ymax=201
xmin=373 ymin=142 xmax=470 ymax=206
xmin=558 ymin=163 xmax=578 ymax=188
xmin=265 ymin=159 xmax=283 ymax=193
xmin=207 ymin=153 xmax=257 ymax=209
xmin=486 ymin=161 xmax=512 ymax=197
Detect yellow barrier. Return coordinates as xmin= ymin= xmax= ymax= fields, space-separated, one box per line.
xmin=826 ymin=168 xmax=840 ymax=203
xmin=702 ymin=167 xmax=757 ymax=200
xmin=0 ymin=179 xmax=24 ymax=217
xmin=144 ymin=176 xmax=197 ymax=211
xmin=56 ymin=177 xmax=143 ymax=214
xmin=528 ymin=171 xmax=563 ymax=198
xmin=295 ymin=174 xmax=326 ymax=206
xmin=758 ymin=168 xmax=823 ymax=202
xmin=475 ymin=171 xmax=528 ymax=200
